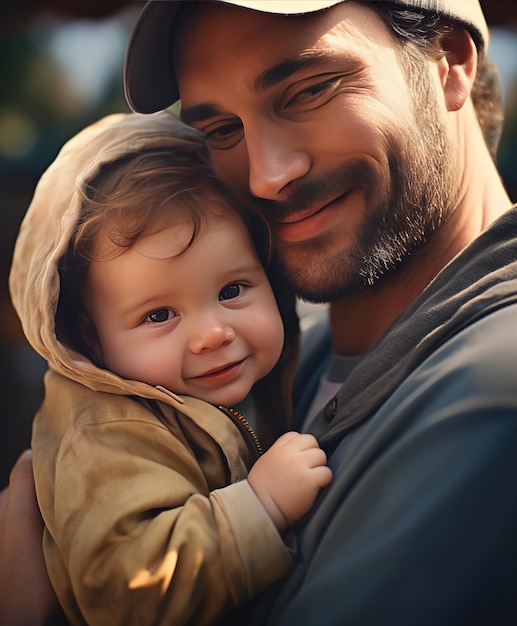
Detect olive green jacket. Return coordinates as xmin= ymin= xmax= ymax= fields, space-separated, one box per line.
xmin=9 ymin=112 xmax=294 ymax=625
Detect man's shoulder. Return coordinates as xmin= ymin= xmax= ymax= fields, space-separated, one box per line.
xmin=414 ymin=301 xmax=517 ymax=398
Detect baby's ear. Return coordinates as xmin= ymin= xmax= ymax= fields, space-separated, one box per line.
xmin=437 ymin=27 xmax=478 ymax=112
xmin=79 ymin=312 xmax=103 ymax=365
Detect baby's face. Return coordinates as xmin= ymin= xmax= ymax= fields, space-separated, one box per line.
xmin=83 ymin=201 xmax=284 ymax=407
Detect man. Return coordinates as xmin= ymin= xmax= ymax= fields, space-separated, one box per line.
xmin=2 ymin=1 xmax=517 ymax=624
xmin=0 ymin=450 xmax=67 ymax=626
xmin=128 ymin=2 xmax=517 ymax=624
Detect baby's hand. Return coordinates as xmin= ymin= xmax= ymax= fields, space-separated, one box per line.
xmin=247 ymin=432 xmax=333 ymax=533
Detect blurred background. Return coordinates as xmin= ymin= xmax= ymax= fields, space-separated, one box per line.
xmin=1 ymin=0 xmax=517 ymax=487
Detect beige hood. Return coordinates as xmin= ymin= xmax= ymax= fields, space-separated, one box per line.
xmin=9 ymin=111 xmax=202 ymax=404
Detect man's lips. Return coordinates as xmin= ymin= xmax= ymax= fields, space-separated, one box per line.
xmin=277 ymin=206 xmax=324 ymax=225
xmin=273 ymin=192 xmax=350 ymax=242
xmin=275 ymin=192 xmax=347 ymax=226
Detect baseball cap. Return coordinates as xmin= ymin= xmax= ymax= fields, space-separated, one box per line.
xmin=124 ymin=0 xmax=489 ymax=114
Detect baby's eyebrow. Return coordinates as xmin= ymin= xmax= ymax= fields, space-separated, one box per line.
xmin=219 ymin=261 xmax=264 ymax=280
xmin=119 ymin=296 xmax=164 ymax=321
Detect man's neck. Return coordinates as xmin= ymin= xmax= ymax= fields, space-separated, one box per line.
xmin=328 ymin=266 xmax=428 ymax=356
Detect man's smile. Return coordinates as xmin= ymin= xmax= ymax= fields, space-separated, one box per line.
xmin=274 ymin=191 xmax=354 ymax=243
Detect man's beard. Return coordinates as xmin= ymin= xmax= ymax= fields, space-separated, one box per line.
xmin=261 ymin=51 xmax=459 ymax=303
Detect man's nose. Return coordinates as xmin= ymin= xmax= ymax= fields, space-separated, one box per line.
xmin=246 ymin=120 xmax=311 ymax=200
xmin=189 ymin=316 xmax=236 ymax=354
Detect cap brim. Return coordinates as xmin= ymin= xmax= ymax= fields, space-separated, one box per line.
xmin=124 ymin=1 xmax=181 ymax=114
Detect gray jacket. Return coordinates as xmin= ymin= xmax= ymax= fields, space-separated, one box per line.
xmin=259 ymin=206 xmax=517 ymax=625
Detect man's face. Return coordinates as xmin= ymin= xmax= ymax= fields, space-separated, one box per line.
xmin=176 ymin=2 xmax=458 ymax=302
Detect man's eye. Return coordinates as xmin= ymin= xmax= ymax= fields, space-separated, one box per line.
xmin=146 ymin=309 xmax=175 ymax=323
xmin=286 ymin=76 xmax=342 ymax=109
xmin=219 ymin=284 xmax=243 ymax=301
xmin=204 ymin=120 xmax=244 ymax=150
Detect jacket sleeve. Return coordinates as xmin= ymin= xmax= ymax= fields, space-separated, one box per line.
xmin=32 ymin=375 xmax=293 ymax=626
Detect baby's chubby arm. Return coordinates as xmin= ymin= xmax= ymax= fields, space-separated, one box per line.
xmin=247 ymin=432 xmax=333 ymax=534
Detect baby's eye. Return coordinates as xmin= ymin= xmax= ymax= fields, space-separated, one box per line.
xmin=219 ymin=284 xmax=243 ymax=301
xmin=146 ymin=308 xmax=176 ymax=323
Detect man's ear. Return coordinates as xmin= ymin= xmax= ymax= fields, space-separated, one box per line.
xmin=79 ymin=312 xmax=103 ymax=365
xmin=437 ymin=27 xmax=478 ymax=112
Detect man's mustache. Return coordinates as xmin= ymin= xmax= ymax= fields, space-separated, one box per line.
xmin=255 ymin=159 xmax=377 ymax=222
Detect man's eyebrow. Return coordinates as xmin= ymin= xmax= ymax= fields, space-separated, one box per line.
xmin=181 ymin=102 xmax=222 ymax=127
xmin=180 ymin=52 xmax=335 ymax=126
xmin=254 ymin=52 xmax=334 ymax=91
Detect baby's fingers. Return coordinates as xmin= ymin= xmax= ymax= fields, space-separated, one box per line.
xmin=299 ymin=445 xmax=328 ymax=468
xmin=311 ymin=464 xmax=333 ymax=488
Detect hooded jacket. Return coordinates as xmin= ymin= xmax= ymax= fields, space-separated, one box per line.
xmin=9 ymin=112 xmax=294 ymax=626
